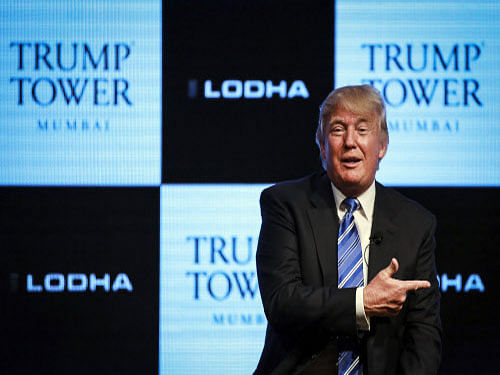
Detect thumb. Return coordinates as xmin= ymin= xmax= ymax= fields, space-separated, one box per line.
xmin=382 ymin=258 xmax=399 ymax=278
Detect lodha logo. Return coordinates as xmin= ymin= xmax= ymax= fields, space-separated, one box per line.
xmin=437 ymin=273 xmax=484 ymax=293
xmin=26 ymin=273 xmax=133 ymax=293
xmin=188 ymin=79 xmax=310 ymax=99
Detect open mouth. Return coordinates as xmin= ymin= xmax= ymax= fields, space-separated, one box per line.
xmin=341 ymin=157 xmax=361 ymax=167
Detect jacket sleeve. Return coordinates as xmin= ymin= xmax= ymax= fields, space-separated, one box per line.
xmin=399 ymin=214 xmax=442 ymax=375
xmin=256 ymin=187 xmax=358 ymax=338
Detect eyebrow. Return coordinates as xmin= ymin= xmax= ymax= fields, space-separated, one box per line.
xmin=328 ymin=116 xmax=371 ymax=126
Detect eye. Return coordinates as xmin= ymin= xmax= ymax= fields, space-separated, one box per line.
xmin=357 ymin=123 xmax=371 ymax=134
xmin=330 ymin=125 xmax=345 ymax=134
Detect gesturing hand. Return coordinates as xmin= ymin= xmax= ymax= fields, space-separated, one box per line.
xmin=363 ymin=258 xmax=431 ymax=318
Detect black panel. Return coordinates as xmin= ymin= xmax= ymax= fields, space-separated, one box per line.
xmin=0 ymin=188 xmax=159 ymax=375
xmin=396 ymin=187 xmax=500 ymax=374
xmin=163 ymin=0 xmax=334 ymax=182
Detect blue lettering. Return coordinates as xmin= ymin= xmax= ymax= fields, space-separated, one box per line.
xmin=232 ymin=271 xmax=258 ymax=299
xmin=408 ymin=79 xmax=438 ymax=105
xmin=58 ymin=78 xmax=88 ymax=104
xmin=207 ymin=271 xmax=232 ymax=301
xmin=464 ymin=274 xmax=485 ymax=292
xmin=440 ymin=273 xmax=462 ymax=292
xmin=211 ymin=236 xmax=229 ymax=264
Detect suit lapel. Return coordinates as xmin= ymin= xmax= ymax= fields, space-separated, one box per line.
xmin=368 ymin=182 xmax=400 ymax=282
xmin=306 ymin=173 xmax=339 ymax=287
xmin=305 ymin=177 xmax=401 ymax=286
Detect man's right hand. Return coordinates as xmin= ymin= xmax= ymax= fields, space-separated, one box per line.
xmin=363 ymin=258 xmax=431 ymax=318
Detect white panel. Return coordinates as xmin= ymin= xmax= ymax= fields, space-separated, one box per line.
xmin=160 ymin=184 xmax=270 ymax=375
xmin=335 ymin=0 xmax=500 ymax=186
xmin=0 ymin=0 xmax=161 ymax=185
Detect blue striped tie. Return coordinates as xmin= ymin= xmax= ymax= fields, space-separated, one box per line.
xmin=337 ymin=198 xmax=363 ymax=375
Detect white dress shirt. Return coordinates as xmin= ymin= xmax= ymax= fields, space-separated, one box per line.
xmin=331 ymin=181 xmax=375 ymax=331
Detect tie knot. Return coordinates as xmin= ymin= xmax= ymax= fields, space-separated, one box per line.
xmin=342 ymin=198 xmax=359 ymax=214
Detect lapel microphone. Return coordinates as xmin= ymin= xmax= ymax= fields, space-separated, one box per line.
xmin=364 ymin=231 xmax=384 ymax=267
xmin=369 ymin=231 xmax=383 ymax=245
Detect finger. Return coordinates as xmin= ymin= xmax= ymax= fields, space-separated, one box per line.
xmin=401 ymin=280 xmax=431 ymax=291
xmin=382 ymin=258 xmax=399 ymax=277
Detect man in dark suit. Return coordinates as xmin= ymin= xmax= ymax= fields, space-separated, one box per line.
xmin=254 ymin=85 xmax=441 ymax=375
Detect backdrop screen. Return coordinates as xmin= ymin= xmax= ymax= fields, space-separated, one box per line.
xmin=160 ymin=184 xmax=269 ymax=375
xmin=0 ymin=0 xmax=161 ymax=185
xmin=2 ymin=1 xmax=499 ymax=375
xmin=335 ymin=0 xmax=500 ymax=186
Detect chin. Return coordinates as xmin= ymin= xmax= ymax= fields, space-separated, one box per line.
xmin=340 ymin=173 xmax=363 ymax=185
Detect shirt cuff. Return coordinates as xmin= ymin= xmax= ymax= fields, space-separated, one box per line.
xmin=356 ymin=287 xmax=371 ymax=331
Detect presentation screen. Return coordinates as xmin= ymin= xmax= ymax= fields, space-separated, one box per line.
xmin=2 ymin=1 xmax=499 ymax=375
xmin=335 ymin=0 xmax=500 ymax=186
xmin=0 ymin=0 xmax=161 ymax=186
xmin=160 ymin=184 xmax=269 ymax=375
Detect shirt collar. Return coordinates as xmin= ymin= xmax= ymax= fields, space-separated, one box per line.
xmin=331 ymin=180 xmax=376 ymax=220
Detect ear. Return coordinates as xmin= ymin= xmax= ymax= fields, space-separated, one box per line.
xmin=378 ymin=140 xmax=388 ymax=160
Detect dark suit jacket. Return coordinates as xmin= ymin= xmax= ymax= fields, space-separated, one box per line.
xmin=254 ymin=172 xmax=441 ymax=375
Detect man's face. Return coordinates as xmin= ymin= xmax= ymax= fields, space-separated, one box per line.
xmin=321 ymin=106 xmax=387 ymax=197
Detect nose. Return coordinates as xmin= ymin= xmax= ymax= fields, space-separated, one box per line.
xmin=344 ymin=127 xmax=356 ymax=148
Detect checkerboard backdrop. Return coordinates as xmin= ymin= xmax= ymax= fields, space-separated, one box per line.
xmin=2 ymin=1 xmax=499 ymax=374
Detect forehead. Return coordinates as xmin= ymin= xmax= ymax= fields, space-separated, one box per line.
xmin=328 ymin=106 xmax=378 ymax=125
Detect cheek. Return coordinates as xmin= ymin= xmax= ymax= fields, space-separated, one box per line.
xmin=327 ymin=139 xmax=342 ymax=157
